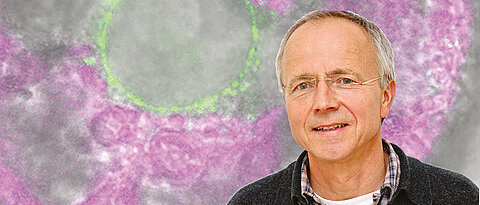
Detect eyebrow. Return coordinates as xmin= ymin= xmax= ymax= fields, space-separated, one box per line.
xmin=325 ymin=68 xmax=356 ymax=76
xmin=288 ymin=68 xmax=357 ymax=81
xmin=286 ymin=74 xmax=317 ymax=89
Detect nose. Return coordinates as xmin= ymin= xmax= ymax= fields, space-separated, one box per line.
xmin=311 ymin=80 xmax=340 ymax=113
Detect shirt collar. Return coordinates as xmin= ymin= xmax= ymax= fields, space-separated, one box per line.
xmin=299 ymin=139 xmax=401 ymax=204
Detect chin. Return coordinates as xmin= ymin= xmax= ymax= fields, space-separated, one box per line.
xmin=307 ymin=143 xmax=354 ymax=162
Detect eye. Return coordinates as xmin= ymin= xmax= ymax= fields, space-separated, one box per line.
xmin=340 ymin=77 xmax=354 ymax=85
xmin=288 ymin=78 xmax=316 ymax=95
xmin=296 ymin=83 xmax=310 ymax=90
xmin=333 ymin=76 xmax=358 ymax=85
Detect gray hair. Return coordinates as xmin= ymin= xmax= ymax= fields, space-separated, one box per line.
xmin=276 ymin=10 xmax=395 ymax=94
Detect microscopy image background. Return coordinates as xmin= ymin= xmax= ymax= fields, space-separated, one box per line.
xmin=0 ymin=0 xmax=478 ymax=204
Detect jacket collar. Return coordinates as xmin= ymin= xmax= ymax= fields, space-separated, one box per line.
xmin=290 ymin=143 xmax=433 ymax=204
xmin=390 ymin=143 xmax=432 ymax=204
xmin=291 ymin=150 xmax=309 ymax=204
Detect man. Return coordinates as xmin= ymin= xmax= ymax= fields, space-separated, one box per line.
xmin=228 ymin=10 xmax=478 ymax=204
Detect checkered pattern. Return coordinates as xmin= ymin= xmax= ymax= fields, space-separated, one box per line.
xmin=301 ymin=139 xmax=401 ymax=205
xmin=300 ymin=156 xmax=328 ymax=205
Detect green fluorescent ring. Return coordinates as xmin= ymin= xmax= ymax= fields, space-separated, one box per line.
xmin=95 ymin=0 xmax=259 ymax=115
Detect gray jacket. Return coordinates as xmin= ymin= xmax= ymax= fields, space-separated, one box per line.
xmin=228 ymin=143 xmax=479 ymax=204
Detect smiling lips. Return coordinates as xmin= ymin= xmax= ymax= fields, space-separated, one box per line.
xmin=313 ymin=124 xmax=348 ymax=131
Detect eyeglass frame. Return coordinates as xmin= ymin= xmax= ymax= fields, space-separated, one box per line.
xmin=281 ymin=74 xmax=385 ymax=97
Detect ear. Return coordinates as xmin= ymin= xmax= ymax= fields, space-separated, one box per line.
xmin=380 ymin=80 xmax=396 ymax=118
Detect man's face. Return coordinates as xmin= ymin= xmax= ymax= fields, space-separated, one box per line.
xmin=281 ymin=18 xmax=395 ymax=162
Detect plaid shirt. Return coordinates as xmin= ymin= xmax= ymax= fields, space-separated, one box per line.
xmin=301 ymin=139 xmax=401 ymax=205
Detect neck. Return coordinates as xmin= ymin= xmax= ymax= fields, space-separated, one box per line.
xmin=308 ymin=138 xmax=388 ymax=201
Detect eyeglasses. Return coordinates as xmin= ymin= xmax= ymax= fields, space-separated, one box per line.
xmin=283 ymin=74 xmax=383 ymax=97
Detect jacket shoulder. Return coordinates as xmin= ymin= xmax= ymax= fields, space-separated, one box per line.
xmin=227 ymin=162 xmax=295 ymax=205
xmin=408 ymin=157 xmax=479 ymax=203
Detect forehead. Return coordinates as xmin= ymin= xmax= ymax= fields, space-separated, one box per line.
xmin=282 ymin=17 xmax=377 ymax=78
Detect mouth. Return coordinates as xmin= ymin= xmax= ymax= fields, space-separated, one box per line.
xmin=312 ymin=124 xmax=348 ymax=131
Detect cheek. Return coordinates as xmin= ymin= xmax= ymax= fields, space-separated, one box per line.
xmin=285 ymin=102 xmax=312 ymax=145
xmin=343 ymin=93 xmax=380 ymax=122
xmin=346 ymin=93 xmax=382 ymax=129
xmin=286 ymin=102 xmax=309 ymax=127
xmin=286 ymin=103 xmax=310 ymax=148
